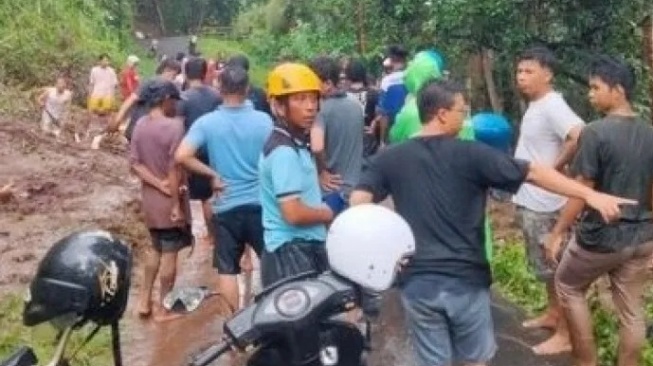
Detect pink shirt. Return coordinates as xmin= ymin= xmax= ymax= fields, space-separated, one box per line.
xmin=89 ymin=66 xmax=118 ymax=98
xmin=129 ymin=115 xmax=191 ymax=229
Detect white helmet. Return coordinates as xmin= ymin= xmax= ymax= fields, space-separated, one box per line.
xmin=326 ymin=204 xmax=415 ymax=292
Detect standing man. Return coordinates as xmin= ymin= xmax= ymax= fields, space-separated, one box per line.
xmin=129 ymin=80 xmax=191 ymax=321
xmin=175 ymin=66 xmax=273 ymax=311
xmin=513 ymin=46 xmax=584 ymax=355
xmin=349 ymin=79 xmax=631 ymax=366
xmin=376 ymin=45 xmax=409 ymax=145
xmin=88 ymin=53 xmax=118 ymax=143
xmin=547 ymin=56 xmax=653 ymax=366
xmin=258 ymin=63 xmax=334 ymax=287
xmin=309 ymin=56 xmax=364 ymax=216
xmin=345 ymin=59 xmax=380 ymax=157
xmin=176 ymin=57 xmax=222 ymax=246
xmin=120 ymin=55 xmax=140 ymax=101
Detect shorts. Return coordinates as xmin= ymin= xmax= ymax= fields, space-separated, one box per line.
xmin=188 ymin=151 xmax=213 ymax=200
xmin=87 ymin=96 xmax=115 ymax=114
xmin=515 ymin=206 xmax=563 ymax=282
xmin=260 ymin=240 xmax=329 ymax=288
xmin=400 ymin=275 xmax=496 ymax=366
xmin=149 ymin=226 xmax=193 ymax=253
xmin=212 ymin=205 xmax=264 ymax=275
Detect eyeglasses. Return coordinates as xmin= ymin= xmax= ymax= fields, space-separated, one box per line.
xmin=449 ymin=106 xmax=470 ymax=115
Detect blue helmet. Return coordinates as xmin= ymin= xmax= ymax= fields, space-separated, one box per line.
xmin=471 ymin=112 xmax=513 ymax=152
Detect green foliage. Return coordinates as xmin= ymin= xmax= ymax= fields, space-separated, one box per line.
xmin=492 ymin=243 xmax=547 ymax=314
xmin=235 ymin=0 xmax=653 ymax=121
xmin=0 ymin=0 xmax=132 ymax=94
xmin=492 ymin=242 xmax=653 ymax=365
xmin=0 ymin=295 xmax=113 ymax=366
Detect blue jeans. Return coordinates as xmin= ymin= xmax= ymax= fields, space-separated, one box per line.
xmin=400 ymin=275 xmax=496 ymax=366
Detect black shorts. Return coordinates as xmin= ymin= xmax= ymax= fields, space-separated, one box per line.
xmin=212 ymin=205 xmax=264 ymax=275
xmin=149 ymin=226 xmax=192 ymax=253
xmin=188 ymin=151 xmax=213 ymax=201
xmin=260 ymin=240 xmax=329 ymax=288
xmin=188 ymin=174 xmax=213 ymax=200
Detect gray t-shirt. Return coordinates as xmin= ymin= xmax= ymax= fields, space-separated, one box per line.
xmin=513 ymin=91 xmax=584 ymax=212
xmin=572 ymin=115 xmax=653 ymax=252
xmin=316 ymin=93 xmax=365 ymax=197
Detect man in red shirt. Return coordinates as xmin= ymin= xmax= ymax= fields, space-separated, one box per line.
xmin=120 ymin=55 xmax=140 ymax=100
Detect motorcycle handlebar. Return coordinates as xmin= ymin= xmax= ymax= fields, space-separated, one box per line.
xmin=188 ymin=340 xmax=232 ymax=366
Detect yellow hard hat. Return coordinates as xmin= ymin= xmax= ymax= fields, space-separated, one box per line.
xmin=266 ymin=63 xmax=322 ymax=98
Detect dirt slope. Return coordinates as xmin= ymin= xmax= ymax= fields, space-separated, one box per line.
xmin=0 ymin=118 xmax=149 ymax=296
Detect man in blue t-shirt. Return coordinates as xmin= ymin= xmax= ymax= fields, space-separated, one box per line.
xmin=258 ymin=63 xmax=334 ymax=287
xmin=175 ymin=65 xmax=273 ymax=311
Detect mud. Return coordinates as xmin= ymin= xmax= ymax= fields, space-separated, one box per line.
xmin=0 ymin=118 xmax=149 ymax=295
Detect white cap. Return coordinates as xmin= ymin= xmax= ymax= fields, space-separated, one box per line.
xmin=127 ymin=55 xmax=140 ymax=65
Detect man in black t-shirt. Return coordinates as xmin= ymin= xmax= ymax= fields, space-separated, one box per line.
xmin=350 ymin=79 xmax=633 ymax=366
xmin=546 ymin=56 xmax=653 ymax=366
xmin=345 ymin=59 xmax=380 ymax=157
xmin=177 ymin=57 xmax=222 ymax=245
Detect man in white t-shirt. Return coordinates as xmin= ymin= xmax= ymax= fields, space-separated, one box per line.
xmin=88 ymin=54 xmax=118 ymax=114
xmin=38 ymin=75 xmax=72 ymax=139
xmin=513 ymin=46 xmax=584 ymax=355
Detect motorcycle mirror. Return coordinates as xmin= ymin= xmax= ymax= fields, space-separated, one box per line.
xmin=162 ymin=286 xmax=218 ymax=314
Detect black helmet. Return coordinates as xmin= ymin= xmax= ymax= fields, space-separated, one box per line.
xmin=23 ymin=230 xmax=132 ymax=328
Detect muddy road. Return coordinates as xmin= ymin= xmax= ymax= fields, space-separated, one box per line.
xmin=0 ymin=118 xmax=567 ymax=366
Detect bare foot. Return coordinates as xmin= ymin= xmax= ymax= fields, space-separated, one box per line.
xmin=136 ymin=300 xmax=152 ymax=318
xmin=522 ymin=312 xmax=557 ymax=330
xmin=532 ymin=333 xmax=572 ymax=355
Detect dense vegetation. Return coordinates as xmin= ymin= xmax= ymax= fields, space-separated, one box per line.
xmin=232 ymin=0 xmax=653 ymax=123
xmin=0 ymin=0 xmax=132 ymax=88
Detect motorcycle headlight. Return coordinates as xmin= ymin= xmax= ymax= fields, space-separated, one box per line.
xmin=275 ymin=288 xmax=309 ymax=317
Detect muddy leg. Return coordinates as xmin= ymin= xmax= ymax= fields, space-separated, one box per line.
xmin=158 ymin=251 xmax=178 ymax=304
xmin=218 ymin=275 xmax=239 ymax=313
xmin=202 ymin=200 xmax=214 ymax=246
xmin=138 ymin=248 xmax=161 ymax=316
xmin=154 ymin=251 xmax=183 ymax=322
xmin=532 ymin=281 xmax=572 ymax=355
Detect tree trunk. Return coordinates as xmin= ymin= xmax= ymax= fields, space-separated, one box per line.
xmin=643 ymin=14 xmax=653 ymax=124
xmin=467 ymin=51 xmax=488 ymax=111
xmin=152 ymin=0 xmax=166 ymax=35
xmin=481 ymin=48 xmax=503 ymax=113
xmin=355 ymin=0 xmax=367 ymax=54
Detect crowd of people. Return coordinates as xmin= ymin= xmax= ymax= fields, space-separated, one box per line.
xmin=33 ymin=41 xmax=653 ymax=366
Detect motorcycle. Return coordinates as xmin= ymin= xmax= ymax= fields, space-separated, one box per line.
xmin=2 ymin=204 xmax=415 ymax=366
xmin=165 ymin=271 xmax=373 ymax=366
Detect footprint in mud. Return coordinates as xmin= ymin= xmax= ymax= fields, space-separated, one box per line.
xmin=12 ymin=253 xmax=36 ymax=263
